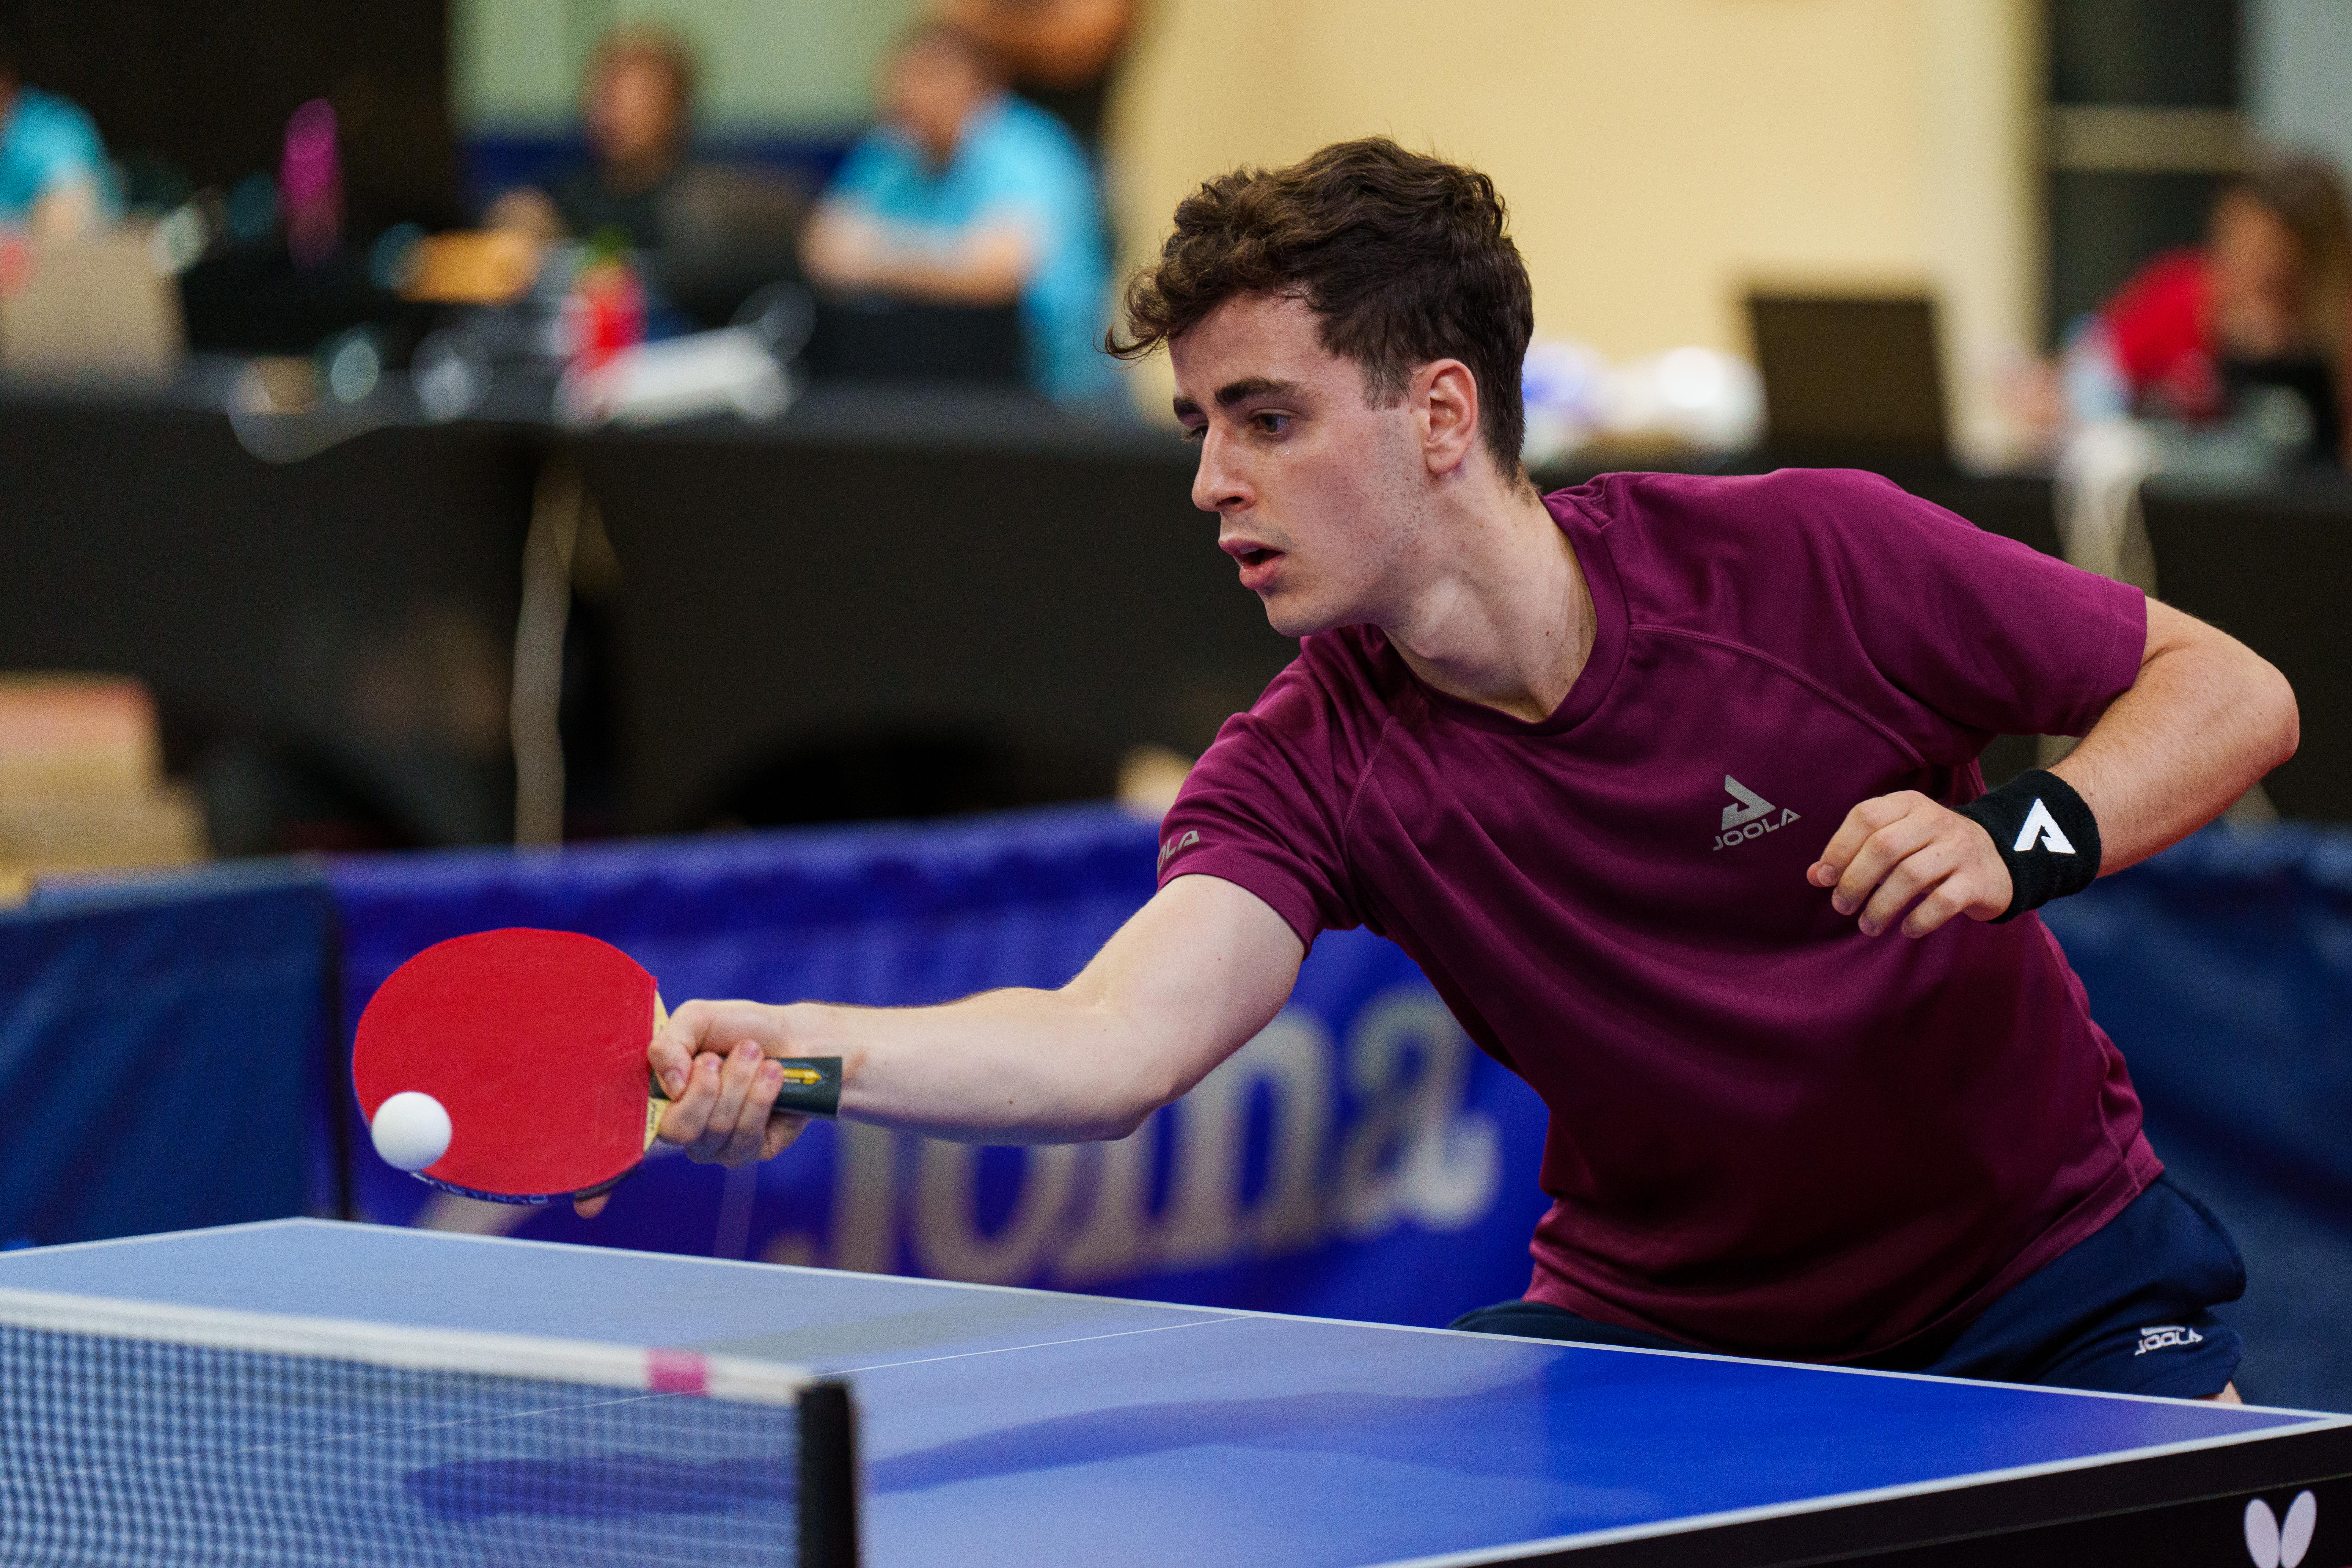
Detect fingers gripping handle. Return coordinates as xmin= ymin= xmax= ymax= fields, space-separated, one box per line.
xmin=646 ymin=997 xmax=842 ymax=1122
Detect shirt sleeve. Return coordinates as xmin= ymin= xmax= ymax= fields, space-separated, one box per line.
xmin=1797 ymin=471 xmax=2147 ymax=746
xmin=819 ymin=133 xmax=901 ymax=214
xmin=9 ymin=102 xmax=103 ymax=206
xmin=962 ymin=128 xmax=1060 ymax=248
xmin=1153 ymin=650 xmax=1369 ymax=949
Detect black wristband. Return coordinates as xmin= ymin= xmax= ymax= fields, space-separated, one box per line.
xmin=1958 ymin=770 xmax=2101 ymax=923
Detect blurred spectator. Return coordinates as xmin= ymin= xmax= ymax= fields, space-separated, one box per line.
xmin=937 ymin=0 xmax=1136 ymax=160
xmin=484 ymin=25 xmax=804 ymax=329
xmin=0 ymin=25 xmax=115 ymax=241
xmin=2070 ymin=153 xmax=2352 ymax=466
xmin=802 ymin=22 xmax=1113 ymax=404
xmin=487 ymin=26 xmax=696 ymax=251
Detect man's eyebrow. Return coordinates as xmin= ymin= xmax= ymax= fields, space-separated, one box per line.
xmin=1172 ymin=377 xmax=1297 ymax=421
xmin=1215 ymin=376 xmax=1295 ymax=407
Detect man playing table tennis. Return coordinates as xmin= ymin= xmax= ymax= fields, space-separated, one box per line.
xmin=640 ymin=139 xmax=2297 ymax=1401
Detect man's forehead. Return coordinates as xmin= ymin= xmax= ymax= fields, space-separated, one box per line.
xmin=1170 ymin=295 xmax=1343 ymax=399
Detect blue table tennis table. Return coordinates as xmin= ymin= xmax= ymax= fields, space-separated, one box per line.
xmin=0 ymin=1219 xmax=2343 ymax=1567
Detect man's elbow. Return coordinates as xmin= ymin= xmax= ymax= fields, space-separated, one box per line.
xmin=1092 ymin=1055 xmax=1186 ymax=1142
xmin=2248 ymin=651 xmax=2299 ymax=774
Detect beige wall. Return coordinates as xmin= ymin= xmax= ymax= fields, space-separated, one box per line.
xmin=455 ymin=0 xmax=928 ymax=131
xmin=1106 ymin=0 xmax=2041 ymax=460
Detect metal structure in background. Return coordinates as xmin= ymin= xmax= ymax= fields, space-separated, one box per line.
xmin=2045 ymin=0 xmax=2246 ymax=341
xmin=510 ymin=456 xmax=590 ymax=847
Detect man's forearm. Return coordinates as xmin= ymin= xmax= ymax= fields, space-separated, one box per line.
xmin=782 ymin=986 xmax=1178 ymax=1144
xmin=2051 ymin=603 xmax=2297 ymax=873
xmin=647 ymin=876 xmax=1304 ymax=1163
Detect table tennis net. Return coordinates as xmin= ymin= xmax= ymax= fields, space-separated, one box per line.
xmin=0 ymin=1285 xmax=858 ymax=1567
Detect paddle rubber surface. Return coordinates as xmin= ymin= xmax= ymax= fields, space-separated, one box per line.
xmin=352 ymin=929 xmax=661 ymax=1202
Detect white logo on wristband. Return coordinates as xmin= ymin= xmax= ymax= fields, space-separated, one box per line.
xmin=2013 ymin=797 xmax=2077 ymax=855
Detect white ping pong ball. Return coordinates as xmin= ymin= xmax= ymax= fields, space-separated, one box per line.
xmin=371 ymin=1091 xmax=453 ymax=1173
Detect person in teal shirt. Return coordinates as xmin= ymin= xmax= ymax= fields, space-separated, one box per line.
xmin=801 ymin=22 xmax=1116 ymax=405
xmin=0 ymin=30 xmax=113 ymax=239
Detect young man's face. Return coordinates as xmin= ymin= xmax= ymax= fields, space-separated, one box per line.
xmin=1170 ymin=293 xmax=1429 ymax=637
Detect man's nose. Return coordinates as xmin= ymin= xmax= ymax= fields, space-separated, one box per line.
xmin=1191 ymin=428 xmax=1249 ymax=514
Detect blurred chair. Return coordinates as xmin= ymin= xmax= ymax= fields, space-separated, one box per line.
xmin=649 ymin=163 xmax=810 ymax=329
xmin=2140 ymin=478 xmax=2352 ymax=823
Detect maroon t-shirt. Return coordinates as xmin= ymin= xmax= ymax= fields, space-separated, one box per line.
xmin=1158 ymin=469 xmax=2158 ymax=1362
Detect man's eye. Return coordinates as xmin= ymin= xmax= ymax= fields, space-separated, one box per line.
xmin=1254 ymin=413 xmax=1291 ymax=435
xmin=1180 ymin=424 xmax=1207 ymax=442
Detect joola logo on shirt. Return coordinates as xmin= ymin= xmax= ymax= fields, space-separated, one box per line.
xmin=1711 ymin=776 xmax=1800 ymax=852
xmin=1158 ymin=829 xmax=1200 ymax=869
xmin=2134 ymin=1323 xmax=2205 ymax=1355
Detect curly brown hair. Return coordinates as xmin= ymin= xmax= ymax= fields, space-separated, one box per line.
xmin=1110 ymin=138 xmax=1534 ymax=478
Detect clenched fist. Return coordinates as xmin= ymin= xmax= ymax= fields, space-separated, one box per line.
xmin=1808 ymin=791 xmax=2013 ymax=939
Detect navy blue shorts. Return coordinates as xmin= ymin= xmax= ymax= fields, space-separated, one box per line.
xmin=1451 ymin=1173 xmax=2246 ymax=1397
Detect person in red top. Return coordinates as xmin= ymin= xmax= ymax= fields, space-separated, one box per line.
xmin=632 ymin=140 xmax=2298 ymax=1398
xmin=2090 ymin=153 xmax=2352 ymax=463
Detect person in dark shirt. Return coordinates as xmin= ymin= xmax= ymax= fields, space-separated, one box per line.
xmin=607 ymin=140 xmax=2296 ymax=1401
xmin=487 ymin=26 xmax=696 ymax=251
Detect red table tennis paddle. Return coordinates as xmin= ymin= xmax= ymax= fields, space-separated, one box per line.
xmin=351 ymin=928 xmax=839 ymax=1204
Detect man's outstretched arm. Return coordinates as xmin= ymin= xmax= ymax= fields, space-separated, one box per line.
xmin=644 ymin=871 xmax=1303 ymax=1162
xmin=1811 ymin=598 xmax=2298 ymax=938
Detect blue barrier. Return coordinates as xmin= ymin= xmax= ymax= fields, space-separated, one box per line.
xmin=2 ymin=864 xmax=333 ymax=1246
xmin=5 ymin=806 xmax=2337 ymax=1410
xmin=2044 ymin=826 xmax=2352 ymax=1411
xmin=329 ymin=809 xmax=2352 ymax=1409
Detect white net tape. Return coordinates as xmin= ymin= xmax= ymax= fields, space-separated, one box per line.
xmin=0 ymin=1287 xmax=819 ymax=1567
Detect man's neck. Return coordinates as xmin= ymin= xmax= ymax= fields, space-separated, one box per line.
xmin=1381 ymin=482 xmax=1595 ymax=725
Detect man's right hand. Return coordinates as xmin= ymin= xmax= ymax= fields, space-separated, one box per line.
xmin=573 ymin=1001 xmax=811 ymax=1219
xmin=651 ymin=1001 xmax=814 ymax=1166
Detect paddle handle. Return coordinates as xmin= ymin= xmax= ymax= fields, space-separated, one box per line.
xmin=644 ymin=1057 xmax=843 ymax=1143
xmin=764 ymin=1058 xmax=844 ymax=1118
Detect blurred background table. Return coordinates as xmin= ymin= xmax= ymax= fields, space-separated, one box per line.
xmin=11 ymin=380 xmax=2351 ymax=855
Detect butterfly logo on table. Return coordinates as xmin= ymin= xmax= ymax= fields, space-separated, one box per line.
xmin=2244 ymin=1490 xmax=2319 ymax=1568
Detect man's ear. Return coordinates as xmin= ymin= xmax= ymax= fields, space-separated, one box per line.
xmin=1418 ymin=359 xmax=1482 ymax=475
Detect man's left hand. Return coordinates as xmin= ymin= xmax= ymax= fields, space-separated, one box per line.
xmin=1808 ymin=791 xmax=2014 ymax=938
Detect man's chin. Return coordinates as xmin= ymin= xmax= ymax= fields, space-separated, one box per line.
xmin=1259 ymin=592 xmax=1344 ymax=640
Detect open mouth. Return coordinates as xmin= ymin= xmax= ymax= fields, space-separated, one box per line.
xmin=1221 ymin=537 xmax=1285 ymax=589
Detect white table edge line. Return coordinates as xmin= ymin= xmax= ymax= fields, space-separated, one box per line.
xmin=1361 ymin=1416 xmax=2352 ymax=1568
xmin=826 ymin=1315 xmax=1239 ymax=1376
xmin=34 ymin=1224 xmax=2338 ymax=1421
